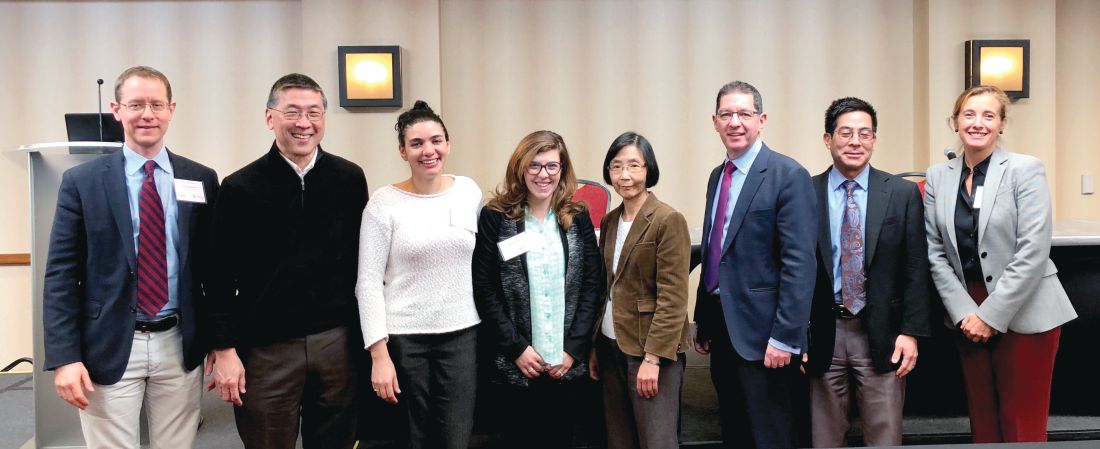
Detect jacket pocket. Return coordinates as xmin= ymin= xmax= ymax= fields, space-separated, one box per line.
xmin=83 ymin=302 xmax=102 ymax=319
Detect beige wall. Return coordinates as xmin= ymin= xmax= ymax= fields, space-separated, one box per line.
xmin=2 ymin=0 xmax=1097 ymax=360
xmin=1056 ymin=0 xmax=1100 ymax=219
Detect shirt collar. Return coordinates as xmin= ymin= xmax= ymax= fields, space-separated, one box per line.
xmin=281 ymin=150 xmax=319 ymax=179
xmin=122 ymin=144 xmax=173 ymax=177
xmin=726 ymin=138 xmax=763 ymax=175
xmin=962 ymin=153 xmax=993 ymax=175
xmin=828 ymin=164 xmax=870 ymax=192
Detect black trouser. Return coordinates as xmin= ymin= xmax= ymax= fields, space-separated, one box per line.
xmin=705 ymin=293 xmax=806 ymax=449
xmin=388 ymin=325 xmax=478 ymax=449
xmin=491 ymin=375 xmax=583 ymax=449
xmin=234 ymin=325 xmax=359 ymax=449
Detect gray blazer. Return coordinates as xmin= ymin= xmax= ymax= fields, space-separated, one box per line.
xmin=924 ymin=148 xmax=1076 ymax=334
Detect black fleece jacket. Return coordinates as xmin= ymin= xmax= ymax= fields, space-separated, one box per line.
xmin=205 ymin=144 xmax=368 ymax=348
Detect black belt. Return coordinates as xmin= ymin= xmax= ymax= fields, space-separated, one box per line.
xmin=135 ymin=315 xmax=178 ymax=332
xmin=833 ymin=303 xmax=857 ymax=319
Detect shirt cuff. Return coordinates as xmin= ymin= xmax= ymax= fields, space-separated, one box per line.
xmin=768 ymin=338 xmax=799 ymax=354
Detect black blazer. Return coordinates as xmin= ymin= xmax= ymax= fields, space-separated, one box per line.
xmin=472 ymin=207 xmax=603 ymax=386
xmin=43 ymin=151 xmax=219 ymax=385
xmin=805 ymin=166 xmax=931 ymax=376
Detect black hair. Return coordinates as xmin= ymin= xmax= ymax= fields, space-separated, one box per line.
xmin=602 ymin=131 xmax=660 ymax=188
xmin=824 ymin=97 xmax=878 ymax=134
xmin=395 ymin=100 xmax=449 ymax=146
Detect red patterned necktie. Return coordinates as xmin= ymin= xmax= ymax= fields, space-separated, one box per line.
xmin=840 ymin=180 xmax=866 ymax=314
xmin=704 ymin=161 xmax=736 ymax=292
xmin=137 ymin=160 xmax=168 ymax=317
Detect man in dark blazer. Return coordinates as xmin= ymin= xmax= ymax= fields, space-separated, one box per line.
xmin=803 ymin=97 xmax=931 ymax=447
xmin=693 ymin=80 xmax=817 ymax=449
xmin=43 ymin=66 xmax=218 ymax=448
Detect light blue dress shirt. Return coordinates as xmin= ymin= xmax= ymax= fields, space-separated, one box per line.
xmin=706 ymin=139 xmax=798 ymax=353
xmin=525 ymin=208 xmax=566 ymax=365
xmin=122 ymin=145 xmax=180 ymax=319
xmin=827 ymin=166 xmax=869 ymax=303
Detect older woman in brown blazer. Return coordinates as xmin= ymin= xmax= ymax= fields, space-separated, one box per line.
xmin=588 ymin=132 xmax=691 ymax=449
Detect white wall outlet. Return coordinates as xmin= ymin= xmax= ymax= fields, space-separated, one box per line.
xmin=1083 ymin=175 xmax=1095 ymax=195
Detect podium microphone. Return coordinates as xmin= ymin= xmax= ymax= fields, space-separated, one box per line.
xmin=943 ymin=147 xmax=957 ymax=160
xmin=97 ymin=79 xmax=105 ymax=142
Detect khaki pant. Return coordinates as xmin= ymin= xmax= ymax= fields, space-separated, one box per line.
xmin=79 ymin=326 xmax=202 ymax=449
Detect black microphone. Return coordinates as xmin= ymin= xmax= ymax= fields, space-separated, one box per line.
xmin=943 ymin=147 xmax=957 ymax=160
xmin=96 ymin=79 xmax=105 ymax=142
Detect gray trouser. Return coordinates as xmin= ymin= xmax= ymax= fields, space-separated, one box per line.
xmin=596 ymin=335 xmax=685 ymax=449
xmin=809 ymin=316 xmax=905 ymax=447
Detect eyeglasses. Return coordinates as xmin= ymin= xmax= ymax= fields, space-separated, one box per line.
xmin=834 ymin=127 xmax=875 ymax=143
xmin=268 ymin=107 xmax=325 ymax=122
xmin=527 ymin=161 xmax=562 ymax=175
xmin=119 ymin=102 xmax=168 ymax=113
xmin=608 ymin=162 xmax=646 ymax=174
xmin=716 ymin=110 xmax=758 ymax=123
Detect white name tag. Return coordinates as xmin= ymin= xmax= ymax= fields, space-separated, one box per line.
xmin=498 ymin=231 xmax=535 ymax=261
xmin=972 ymin=186 xmax=984 ymax=208
xmin=451 ymin=208 xmax=478 ymax=233
xmin=173 ymin=179 xmax=207 ymax=203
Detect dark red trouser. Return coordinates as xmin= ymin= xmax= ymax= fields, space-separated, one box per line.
xmin=957 ymin=281 xmax=1061 ymax=443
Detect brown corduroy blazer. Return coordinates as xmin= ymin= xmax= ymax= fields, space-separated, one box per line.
xmin=596 ymin=193 xmax=691 ymax=361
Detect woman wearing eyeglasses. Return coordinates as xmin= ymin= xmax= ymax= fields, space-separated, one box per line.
xmin=356 ymin=101 xmax=483 ymax=449
xmin=471 ymin=130 xmax=603 ymax=448
xmin=588 ymin=132 xmax=691 ymax=449
xmin=924 ymin=86 xmax=1076 ymax=443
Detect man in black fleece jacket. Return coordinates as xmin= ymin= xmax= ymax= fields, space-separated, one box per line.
xmin=204 ymin=73 xmax=368 ymax=449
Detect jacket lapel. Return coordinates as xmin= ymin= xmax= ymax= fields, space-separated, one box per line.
xmin=722 ymin=147 xmax=769 ymax=253
xmin=602 ymin=205 xmax=622 ymax=282
xmin=103 ymin=153 xmax=136 ymax=271
xmin=813 ymin=169 xmax=835 ymax=282
xmin=612 ymin=194 xmax=657 ymax=286
xmin=863 ymin=167 xmax=891 ymax=267
xmin=943 ymin=156 xmax=962 ymax=254
xmin=978 ymin=149 xmax=1008 ymax=244
xmin=169 ymin=152 xmax=194 ymax=269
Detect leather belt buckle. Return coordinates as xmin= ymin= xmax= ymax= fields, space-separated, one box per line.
xmin=833 ymin=303 xmax=856 ymax=319
xmin=135 ymin=315 xmax=178 ymax=333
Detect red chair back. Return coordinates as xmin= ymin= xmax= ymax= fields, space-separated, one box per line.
xmin=572 ymin=180 xmax=612 ymax=233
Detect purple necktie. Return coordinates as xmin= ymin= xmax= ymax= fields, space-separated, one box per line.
xmin=840 ymin=180 xmax=866 ymax=314
xmin=704 ymin=161 xmax=735 ymax=292
xmin=137 ymin=160 xmax=168 ymax=317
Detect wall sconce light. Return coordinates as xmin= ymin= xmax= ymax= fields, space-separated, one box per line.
xmin=965 ymin=39 xmax=1029 ymax=100
xmin=338 ymin=45 xmax=401 ymax=107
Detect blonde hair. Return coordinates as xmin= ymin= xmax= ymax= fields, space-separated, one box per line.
xmin=486 ymin=130 xmax=584 ymax=230
xmin=949 ymin=85 xmax=1010 ymax=126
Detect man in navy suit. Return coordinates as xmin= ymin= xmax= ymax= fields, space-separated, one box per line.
xmin=43 ymin=66 xmax=218 ymax=448
xmin=693 ymin=81 xmax=817 ymax=449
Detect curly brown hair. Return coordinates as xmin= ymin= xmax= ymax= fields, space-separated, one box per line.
xmin=486 ymin=130 xmax=585 ymax=230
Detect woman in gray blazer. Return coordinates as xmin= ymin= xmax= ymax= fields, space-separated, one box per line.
xmin=924 ymin=85 xmax=1077 ymax=443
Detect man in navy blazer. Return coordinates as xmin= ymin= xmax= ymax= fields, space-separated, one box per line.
xmin=43 ymin=66 xmax=218 ymax=448
xmin=693 ymin=81 xmax=817 ymax=449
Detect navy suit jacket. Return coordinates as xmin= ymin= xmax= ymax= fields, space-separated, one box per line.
xmin=694 ymin=144 xmax=817 ymax=361
xmin=43 ymin=150 xmax=219 ymax=385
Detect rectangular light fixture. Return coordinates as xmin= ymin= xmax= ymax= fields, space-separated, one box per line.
xmin=338 ymin=45 xmax=402 ymax=107
xmin=965 ymin=39 xmax=1029 ymax=100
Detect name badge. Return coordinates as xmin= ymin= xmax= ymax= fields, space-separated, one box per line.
xmin=972 ymin=186 xmax=984 ymax=208
xmin=498 ymin=231 xmax=535 ymax=261
xmin=173 ymin=179 xmax=207 ymax=203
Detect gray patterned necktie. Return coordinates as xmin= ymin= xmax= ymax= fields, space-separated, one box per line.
xmin=840 ymin=180 xmax=866 ymax=315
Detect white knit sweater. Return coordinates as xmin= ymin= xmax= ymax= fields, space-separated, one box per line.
xmin=356 ymin=175 xmax=483 ymax=348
